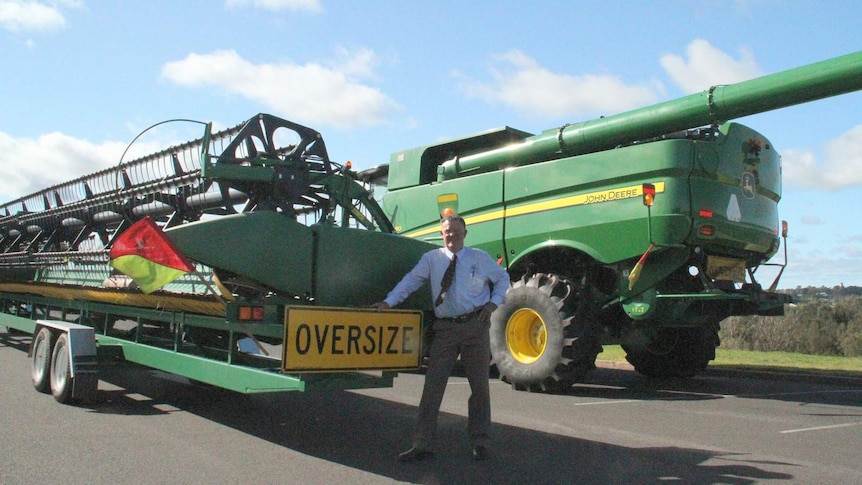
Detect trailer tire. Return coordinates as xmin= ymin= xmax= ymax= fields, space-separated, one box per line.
xmin=490 ymin=274 xmax=601 ymax=393
xmin=31 ymin=327 xmax=54 ymax=394
xmin=50 ymin=333 xmax=75 ymax=404
xmin=623 ymin=324 xmax=719 ymax=378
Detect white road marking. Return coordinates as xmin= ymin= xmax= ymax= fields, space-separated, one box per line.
xmin=744 ymin=389 xmax=861 ymax=399
xmin=572 ymin=399 xmax=641 ymax=406
xmin=781 ymin=421 xmax=862 ymax=434
xmin=659 ymin=389 xmax=734 ymax=398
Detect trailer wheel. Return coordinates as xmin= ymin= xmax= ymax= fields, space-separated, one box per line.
xmin=31 ymin=327 xmax=54 ymax=393
xmin=490 ymin=274 xmax=601 ymax=393
xmin=50 ymin=333 xmax=75 ymax=404
xmin=623 ymin=324 xmax=719 ymax=378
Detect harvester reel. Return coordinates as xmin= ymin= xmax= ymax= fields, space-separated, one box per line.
xmin=490 ymin=273 xmax=601 ymax=393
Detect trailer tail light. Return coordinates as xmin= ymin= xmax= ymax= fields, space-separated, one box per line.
xmin=238 ymin=306 xmax=265 ymax=321
xmin=699 ymin=208 xmax=713 ymax=218
xmin=699 ymin=225 xmax=715 ymax=237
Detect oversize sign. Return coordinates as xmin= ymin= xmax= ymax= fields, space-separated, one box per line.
xmin=282 ymin=306 xmax=423 ymax=372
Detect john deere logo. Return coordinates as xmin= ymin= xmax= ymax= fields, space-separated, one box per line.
xmin=741 ymin=172 xmax=756 ymax=200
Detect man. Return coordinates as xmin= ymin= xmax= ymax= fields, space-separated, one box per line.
xmin=376 ymin=213 xmax=509 ymax=462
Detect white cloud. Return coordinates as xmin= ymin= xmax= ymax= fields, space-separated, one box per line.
xmin=0 ymin=131 xmax=126 ymax=201
xmin=782 ymin=125 xmax=862 ymax=190
xmin=0 ymin=0 xmax=79 ymax=32
xmin=454 ymin=49 xmax=659 ymax=119
xmin=161 ymin=49 xmax=400 ymax=129
xmin=660 ymin=39 xmax=763 ymax=93
xmin=800 ymin=214 xmax=822 ymax=225
xmin=784 ymin=246 xmax=862 ymax=289
xmin=224 ymin=0 xmax=322 ymax=13
xmin=0 ymin=121 xmax=221 ymax=202
xmin=838 ymin=244 xmax=862 ymax=258
xmin=822 ymin=125 xmax=862 ymax=186
xmin=781 ymin=148 xmax=819 ymax=188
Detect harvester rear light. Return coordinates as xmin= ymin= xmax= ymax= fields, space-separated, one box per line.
xmin=642 ymin=183 xmax=656 ymax=206
xmin=699 ymin=225 xmax=715 ymax=237
xmin=699 ymin=208 xmax=713 ymax=218
xmin=746 ymin=138 xmax=763 ymax=155
xmin=238 ymin=305 xmax=265 ymax=321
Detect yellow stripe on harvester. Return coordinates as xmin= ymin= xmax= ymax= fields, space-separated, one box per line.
xmin=404 ymin=182 xmax=666 ymax=238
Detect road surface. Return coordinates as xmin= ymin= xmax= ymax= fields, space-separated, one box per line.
xmin=2 ymin=328 xmax=861 ymax=484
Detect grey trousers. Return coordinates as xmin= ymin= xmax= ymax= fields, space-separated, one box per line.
xmin=412 ymin=316 xmax=491 ymax=450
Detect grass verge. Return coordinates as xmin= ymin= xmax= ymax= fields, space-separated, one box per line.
xmin=598 ymin=345 xmax=862 ymax=380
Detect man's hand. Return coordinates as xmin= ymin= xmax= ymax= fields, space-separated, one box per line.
xmin=373 ymin=301 xmax=391 ymax=312
xmin=478 ymin=302 xmax=497 ymax=322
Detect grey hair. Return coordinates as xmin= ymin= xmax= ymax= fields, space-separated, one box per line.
xmin=440 ymin=213 xmax=466 ymax=228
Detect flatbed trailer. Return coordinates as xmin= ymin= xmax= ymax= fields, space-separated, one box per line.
xmin=0 ymin=292 xmax=421 ymax=397
xmin=0 ymin=290 xmax=421 ymax=402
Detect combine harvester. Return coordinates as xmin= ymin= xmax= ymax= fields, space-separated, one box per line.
xmin=1 ymin=51 xmax=861 ymax=404
xmin=378 ymin=50 xmax=862 ymax=391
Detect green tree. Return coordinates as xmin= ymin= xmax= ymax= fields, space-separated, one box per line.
xmin=719 ymin=294 xmax=862 ymax=357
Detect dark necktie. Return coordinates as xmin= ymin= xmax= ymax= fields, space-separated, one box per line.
xmin=435 ymin=254 xmax=457 ymax=306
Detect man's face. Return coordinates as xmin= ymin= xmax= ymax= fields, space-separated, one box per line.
xmin=441 ymin=219 xmax=466 ymax=253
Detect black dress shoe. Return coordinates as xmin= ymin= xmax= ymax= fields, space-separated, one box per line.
xmin=471 ymin=445 xmax=488 ymax=461
xmin=398 ymin=447 xmax=434 ymax=462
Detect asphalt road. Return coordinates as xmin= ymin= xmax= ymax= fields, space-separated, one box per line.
xmin=2 ymin=328 xmax=861 ymax=484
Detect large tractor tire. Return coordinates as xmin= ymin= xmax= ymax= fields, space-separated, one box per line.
xmin=623 ymin=323 xmax=720 ymax=378
xmin=490 ymin=273 xmax=602 ymax=393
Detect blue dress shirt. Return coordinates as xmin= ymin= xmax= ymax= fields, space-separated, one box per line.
xmin=384 ymin=246 xmax=510 ymax=318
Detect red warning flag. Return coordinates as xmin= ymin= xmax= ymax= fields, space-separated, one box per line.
xmin=109 ymin=217 xmax=195 ymax=294
xmin=627 ymin=242 xmax=655 ymax=291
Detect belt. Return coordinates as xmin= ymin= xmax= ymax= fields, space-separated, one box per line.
xmin=438 ymin=309 xmax=481 ymax=323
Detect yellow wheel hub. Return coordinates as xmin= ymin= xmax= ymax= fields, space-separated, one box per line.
xmin=506 ymin=308 xmax=547 ymax=364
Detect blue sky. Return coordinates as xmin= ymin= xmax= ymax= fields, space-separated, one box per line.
xmin=1 ymin=0 xmax=860 ymax=289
